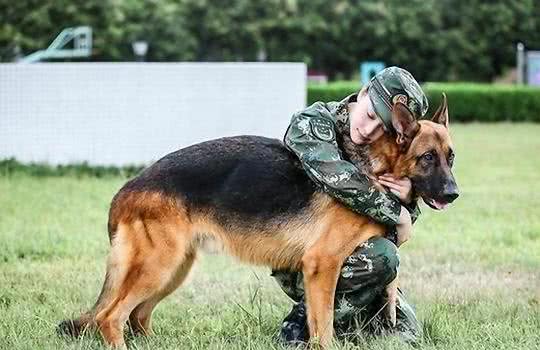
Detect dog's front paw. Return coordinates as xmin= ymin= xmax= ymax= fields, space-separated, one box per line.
xmin=384 ymin=277 xmax=399 ymax=327
xmin=384 ymin=300 xmax=397 ymax=327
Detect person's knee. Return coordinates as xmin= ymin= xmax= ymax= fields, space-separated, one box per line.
xmin=272 ymin=269 xmax=304 ymax=302
xmin=336 ymin=238 xmax=399 ymax=294
xmin=375 ymin=238 xmax=400 ymax=284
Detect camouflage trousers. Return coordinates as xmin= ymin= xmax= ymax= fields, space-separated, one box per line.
xmin=272 ymin=237 xmax=422 ymax=343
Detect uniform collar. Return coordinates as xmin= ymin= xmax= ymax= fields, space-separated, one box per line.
xmin=331 ymin=93 xmax=356 ymax=119
xmin=330 ymin=92 xmax=358 ymax=135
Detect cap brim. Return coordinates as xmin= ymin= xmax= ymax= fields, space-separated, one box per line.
xmin=368 ymin=88 xmax=393 ymax=132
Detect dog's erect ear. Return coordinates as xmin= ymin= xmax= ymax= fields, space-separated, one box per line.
xmin=431 ymin=93 xmax=449 ymax=128
xmin=392 ymin=102 xmax=420 ymax=151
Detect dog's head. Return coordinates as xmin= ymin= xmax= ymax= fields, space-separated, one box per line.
xmin=391 ymin=94 xmax=459 ymax=210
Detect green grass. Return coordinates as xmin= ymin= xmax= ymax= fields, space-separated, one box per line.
xmin=1 ymin=124 xmax=539 ymax=349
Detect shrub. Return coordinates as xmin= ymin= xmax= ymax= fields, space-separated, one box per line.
xmin=307 ymin=82 xmax=540 ymax=122
xmin=308 ymin=81 xmax=361 ymax=106
xmin=424 ymin=83 xmax=540 ymax=122
xmin=0 ymin=158 xmax=144 ymax=178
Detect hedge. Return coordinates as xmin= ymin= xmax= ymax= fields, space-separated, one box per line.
xmin=308 ymin=82 xmax=540 ymax=122
xmin=0 ymin=158 xmax=143 ymax=178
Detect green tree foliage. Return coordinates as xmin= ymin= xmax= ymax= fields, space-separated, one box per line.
xmin=1 ymin=0 xmax=539 ymax=81
xmin=119 ymin=0 xmax=196 ymax=61
xmin=0 ymin=0 xmax=123 ymax=61
xmin=435 ymin=0 xmax=535 ymax=81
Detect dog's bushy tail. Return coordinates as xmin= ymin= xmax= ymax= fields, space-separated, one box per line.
xmin=57 ymin=217 xmax=127 ymax=338
xmin=57 ymin=314 xmax=93 ymax=338
xmin=57 ymin=267 xmax=117 ymax=338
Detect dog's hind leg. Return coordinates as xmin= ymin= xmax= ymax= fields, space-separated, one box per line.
xmin=128 ymin=248 xmax=197 ymax=336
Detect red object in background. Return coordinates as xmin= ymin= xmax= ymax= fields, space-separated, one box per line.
xmin=308 ymin=69 xmax=328 ymax=84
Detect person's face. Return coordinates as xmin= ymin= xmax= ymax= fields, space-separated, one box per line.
xmin=348 ymin=94 xmax=385 ymax=145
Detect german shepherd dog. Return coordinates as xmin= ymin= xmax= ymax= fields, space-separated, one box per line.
xmin=58 ymin=95 xmax=458 ymax=348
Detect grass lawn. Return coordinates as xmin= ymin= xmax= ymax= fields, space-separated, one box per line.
xmin=1 ymin=123 xmax=539 ymax=350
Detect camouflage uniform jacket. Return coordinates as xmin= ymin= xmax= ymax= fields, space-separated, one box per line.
xmin=283 ymin=93 xmax=421 ymax=228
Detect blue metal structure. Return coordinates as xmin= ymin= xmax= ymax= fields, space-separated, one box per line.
xmin=20 ymin=26 xmax=92 ymax=63
xmin=360 ymin=61 xmax=385 ymax=85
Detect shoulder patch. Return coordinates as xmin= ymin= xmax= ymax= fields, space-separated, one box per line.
xmin=310 ymin=117 xmax=336 ymax=142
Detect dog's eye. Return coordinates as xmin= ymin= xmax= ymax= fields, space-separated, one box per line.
xmin=423 ymin=152 xmax=434 ymax=162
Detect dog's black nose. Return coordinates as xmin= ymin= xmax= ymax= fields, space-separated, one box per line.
xmin=442 ymin=179 xmax=459 ymax=204
xmin=442 ymin=192 xmax=459 ymax=203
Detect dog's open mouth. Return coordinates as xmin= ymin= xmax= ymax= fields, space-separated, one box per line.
xmin=424 ymin=198 xmax=450 ymax=211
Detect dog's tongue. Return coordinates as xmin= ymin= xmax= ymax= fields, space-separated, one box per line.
xmin=431 ymin=200 xmax=449 ymax=210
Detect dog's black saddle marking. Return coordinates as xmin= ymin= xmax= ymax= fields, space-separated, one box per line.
xmin=124 ymin=136 xmax=318 ymax=228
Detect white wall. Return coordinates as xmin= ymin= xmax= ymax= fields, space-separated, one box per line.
xmin=0 ymin=62 xmax=306 ymax=165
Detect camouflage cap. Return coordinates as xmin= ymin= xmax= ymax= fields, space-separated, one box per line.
xmin=367 ymin=66 xmax=429 ymax=132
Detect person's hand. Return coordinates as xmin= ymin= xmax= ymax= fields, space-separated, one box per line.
xmin=395 ymin=206 xmax=412 ymax=247
xmin=378 ymin=174 xmax=413 ymax=204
